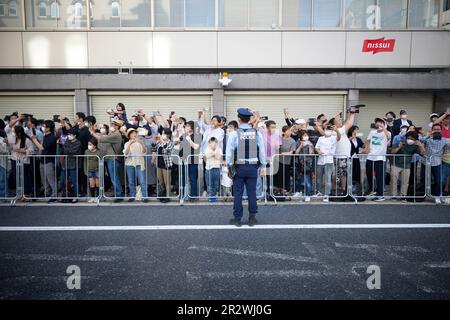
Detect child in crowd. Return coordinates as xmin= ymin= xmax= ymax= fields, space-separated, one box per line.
xmin=204 ymin=137 xmax=222 ymax=202
xmin=84 ymin=137 xmax=103 ymax=203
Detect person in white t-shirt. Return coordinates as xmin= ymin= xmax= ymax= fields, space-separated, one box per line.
xmin=364 ymin=118 xmax=392 ymax=201
xmin=315 ymin=125 xmax=341 ymax=202
xmin=322 ymin=109 xmax=356 ymax=195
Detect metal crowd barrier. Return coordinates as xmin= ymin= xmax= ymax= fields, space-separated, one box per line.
xmin=20 ymin=155 xmax=102 ymax=204
xmin=102 ymin=154 xmax=183 ymax=204
xmin=349 ymin=153 xmax=427 ymax=201
xmin=269 ymin=154 xmax=352 ymax=203
xmin=3 ymin=152 xmax=448 ymax=205
xmin=426 ymin=155 xmax=450 ymax=204
xmin=0 ymin=155 xmax=20 ymax=205
xmin=183 ymin=154 xmax=266 ymax=203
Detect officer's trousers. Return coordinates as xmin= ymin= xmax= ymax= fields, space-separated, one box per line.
xmin=233 ymin=164 xmax=258 ymax=220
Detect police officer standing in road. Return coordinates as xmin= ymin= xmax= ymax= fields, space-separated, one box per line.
xmin=226 ymin=108 xmax=266 ymax=227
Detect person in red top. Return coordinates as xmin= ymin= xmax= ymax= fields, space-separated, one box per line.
xmin=435 ymin=107 xmax=450 ymax=138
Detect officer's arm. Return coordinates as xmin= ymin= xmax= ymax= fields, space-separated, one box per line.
xmin=225 ymin=132 xmax=237 ymax=166
xmin=257 ymin=131 xmax=266 ymax=168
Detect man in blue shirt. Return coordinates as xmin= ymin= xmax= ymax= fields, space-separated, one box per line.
xmin=226 ymin=108 xmax=266 ymax=227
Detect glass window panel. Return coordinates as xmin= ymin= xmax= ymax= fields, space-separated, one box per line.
xmin=344 ymin=0 xmax=377 ymax=29
xmin=282 ymin=0 xmax=312 ymax=28
xmin=378 ymin=0 xmax=407 ymax=28
xmin=219 ymin=0 xmax=248 ymax=28
xmin=408 ymin=0 xmax=439 ymax=28
xmin=186 ymin=0 xmax=214 ymax=27
xmin=0 ymin=0 xmax=23 ymax=27
xmin=121 ymin=0 xmax=151 ymax=27
xmin=154 ymin=0 xmax=184 ymax=27
xmin=58 ymin=0 xmax=87 ymax=28
xmin=50 ymin=1 xmax=60 ymax=18
xmin=90 ymin=0 xmax=120 ymax=28
xmin=25 ymin=0 xmax=56 ymax=28
xmin=313 ymin=0 xmax=342 ymax=28
xmin=445 ymin=0 xmax=450 ymax=11
xmin=249 ymin=0 xmax=279 ymax=28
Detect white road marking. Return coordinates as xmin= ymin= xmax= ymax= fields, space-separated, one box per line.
xmin=188 ymin=245 xmax=318 ymax=263
xmin=186 ymin=270 xmax=335 ymax=280
xmin=0 ymin=253 xmax=118 ymax=262
xmin=86 ymin=246 xmax=126 ymax=252
xmin=1 ymin=224 xmax=450 ymax=232
xmin=424 ymin=262 xmax=450 ymax=268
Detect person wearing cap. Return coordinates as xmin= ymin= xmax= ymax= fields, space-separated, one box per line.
xmin=226 ymin=108 xmax=266 ymax=227
xmin=60 ymin=127 xmax=82 ymax=203
xmin=428 ymin=113 xmax=439 ymax=130
xmin=90 ymin=119 xmax=124 ymax=202
xmin=393 ymin=109 xmax=413 ymax=137
xmin=123 ymin=128 xmax=148 ymax=202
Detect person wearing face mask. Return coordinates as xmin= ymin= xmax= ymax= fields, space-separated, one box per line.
xmin=60 ymin=127 xmax=82 ymax=203
xmin=90 ymin=119 xmax=124 ymax=202
xmin=391 ymin=125 xmax=410 ymax=149
xmin=364 ymin=118 xmax=391 ymax=201
xmin=393 ymin=109 xmax=413 ymax=137
xmin=419 ymin=123 xmax=450 ymax=204
xmin=31 ymin=120 xmax=58 ymax=202
xmin=389 ymin=131 xmax=425 ymax=201
xmin=315 ymin=125 xmax=341 ymax=202
xmin=153 ymin=128 xmax=174 ymax=203
xmin=10 ymin=125 xmax=34 ymax=200
xmin=273 ymin=126 xmax=296 ymax=197
xmin=84 ymin=138 xmax=103 ymax=203
xmin=0 ymin=124 xmax=8 ymax=201
xmin=348 ymin=126 xmax=365 ymax=187
xmin=384 ymin=111 xmax=396 ymax=140
xmin=123 ymin=128 xmax=148 ymax=203
xmin=178 ymin=121 xmax=201 ymax=201
xmin=293 ymin=130 xmax=314 ymax=202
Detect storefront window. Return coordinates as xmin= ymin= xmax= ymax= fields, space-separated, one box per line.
xmin=0 ymin=0 xmax=23 ymax=27
xmin=313 ymin=0 xmax=342 ymax=28
xmin=378 ymin=0 xmax=407 ymax=28
xmin=345 ymin=0 xmax=377 ymax=29
xmin=282 ymin=0 xmax=312 ymax=28
xmin=121 ymin=0 xmax=151 ymax=28
xmin=26 ymin=0 xmax=87 ymax=29
xmin=90 ymin=0 xmax=120 ymax=28
xmin=408 ymin=0 xmax=439 ymax=28
xmin=185 ymin=0 xmax=214 ymax=27
xmin=249 ymin=0 xmax=279 ymax=28
xmin=154 ymin=0 xmax=184 ymax=27
xmin=219 ymin=0 xmax=248 ymax=28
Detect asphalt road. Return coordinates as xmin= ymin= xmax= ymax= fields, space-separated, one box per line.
xmin=0 ymin=203 xmax=449 ymax=300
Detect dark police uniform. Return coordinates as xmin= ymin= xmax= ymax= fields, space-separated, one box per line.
xmin=225 ymin=108 xmax=266 ymax=226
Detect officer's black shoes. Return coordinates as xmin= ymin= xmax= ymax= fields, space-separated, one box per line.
xmin=229 ymin=218 xmax=242 ymax=227
xmin=248 ymin=215 xmax=258 ymax=227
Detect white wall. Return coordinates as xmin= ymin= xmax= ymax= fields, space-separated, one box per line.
xmin=1 ymin=30 xmax=449 ymax=69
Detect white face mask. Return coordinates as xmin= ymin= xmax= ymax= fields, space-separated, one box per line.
xmin=84 ymin=122 xmax=89 ymax=127
xmin=109 ymin=127 xmax=116 ymax=133
xmin=68 ymin=135 xmax=75 ymax=141
xmin=324 ymin=130 xmax=333 ymax=137
xmin=406 ymin=139 xmax=415 ymax=145
xmin=303 ymin=136 xmax=309 ymax=141
xmin=88 ymin=145 xmax=95 ymax=151
xmin=401 ymin=128 xmax=407 ymax=134
xmin=401 ymin=115 xmax=408 ymax=120
xmin=100 ymin=128 xmax=107 ymax=135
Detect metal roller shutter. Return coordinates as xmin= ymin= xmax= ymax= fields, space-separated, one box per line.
xmin=357 ymin=91 xmax=433 ymax=137
xmin=225 ymin=92 xmax=346 ymax=128
xmin=0 ymin=93 xmax=74 ymax=121
xmin=90 ymin=92 xmax=213 ymax=127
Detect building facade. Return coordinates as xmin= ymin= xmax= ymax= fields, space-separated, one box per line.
xmin=0 ymin=0 xmax=450 ymax=134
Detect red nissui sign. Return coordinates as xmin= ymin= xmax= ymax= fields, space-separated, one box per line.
xmin=362 ymin=37 xmax=396 ymax=54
